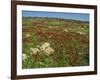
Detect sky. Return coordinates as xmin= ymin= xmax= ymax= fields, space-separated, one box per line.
xmin=22 ymin=11 xmax=89 ymax=21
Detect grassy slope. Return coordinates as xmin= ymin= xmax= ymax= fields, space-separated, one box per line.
xmin=22 ymin=17 xmax=89 ymax=69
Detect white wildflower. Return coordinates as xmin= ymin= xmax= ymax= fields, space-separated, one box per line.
xmin=78 ymin=31 xmax=82 ymax=35
xmin=39 ymin=62 xmax=44 ymax=65
xmin=40 ymin=42 xmax=50 ymax=51
xmin=64 ymin=28 xmax=68 ymax=32
xmin=22 ymin=53 xmax=27 ymax=61
xmin=30 ymin=48 xmax=40 ymax=55
xmin=76 ymin=31 xmax=87 ymax=35
xmin=44 ymin=47 xmax=54 ymax=55
xmin=26 ymin=34 xmax=31 ymax=37
xmin=78 ymin=52 xmax=82 ymax=55
xmin=48 ymin=26 xmax=53 ymax=28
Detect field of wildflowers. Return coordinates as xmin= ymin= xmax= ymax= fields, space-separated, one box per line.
xmin=22 ymin=17 xmax=89 ymax=69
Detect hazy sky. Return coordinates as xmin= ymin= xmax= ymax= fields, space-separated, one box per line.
xmin=22 ymin=11 xmax=89 ymax=21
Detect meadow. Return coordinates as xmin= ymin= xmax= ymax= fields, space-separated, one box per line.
xmin=22 ymin=17 xmax=89 ymax=69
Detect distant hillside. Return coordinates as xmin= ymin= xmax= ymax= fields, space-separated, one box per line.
xmin=22 ymin=17 xmax=89 ymax=33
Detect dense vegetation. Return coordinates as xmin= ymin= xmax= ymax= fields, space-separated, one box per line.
xmin=22 ymin=17 xmax=89 ymax=69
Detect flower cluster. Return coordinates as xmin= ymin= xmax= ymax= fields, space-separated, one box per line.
xmin=63 ymin=28 xmax=68 ymax=32
xmin=22 ymin=53 xmax=27 ymax=61
xmin=44 ymin=47 xmax=54 ymax=56
xmin=30 ymin=42 xmax=54 ymax=56
xmin=25 ymin=34 xmax=31 ymax=37
xmin=30 ymin=48 xmax=40 ymax=55
xmin=40 ymin=42 xmax=50 ymax=51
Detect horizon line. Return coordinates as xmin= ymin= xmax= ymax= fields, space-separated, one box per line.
xmin=22 ymin=16 xmax=89 ymax=22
